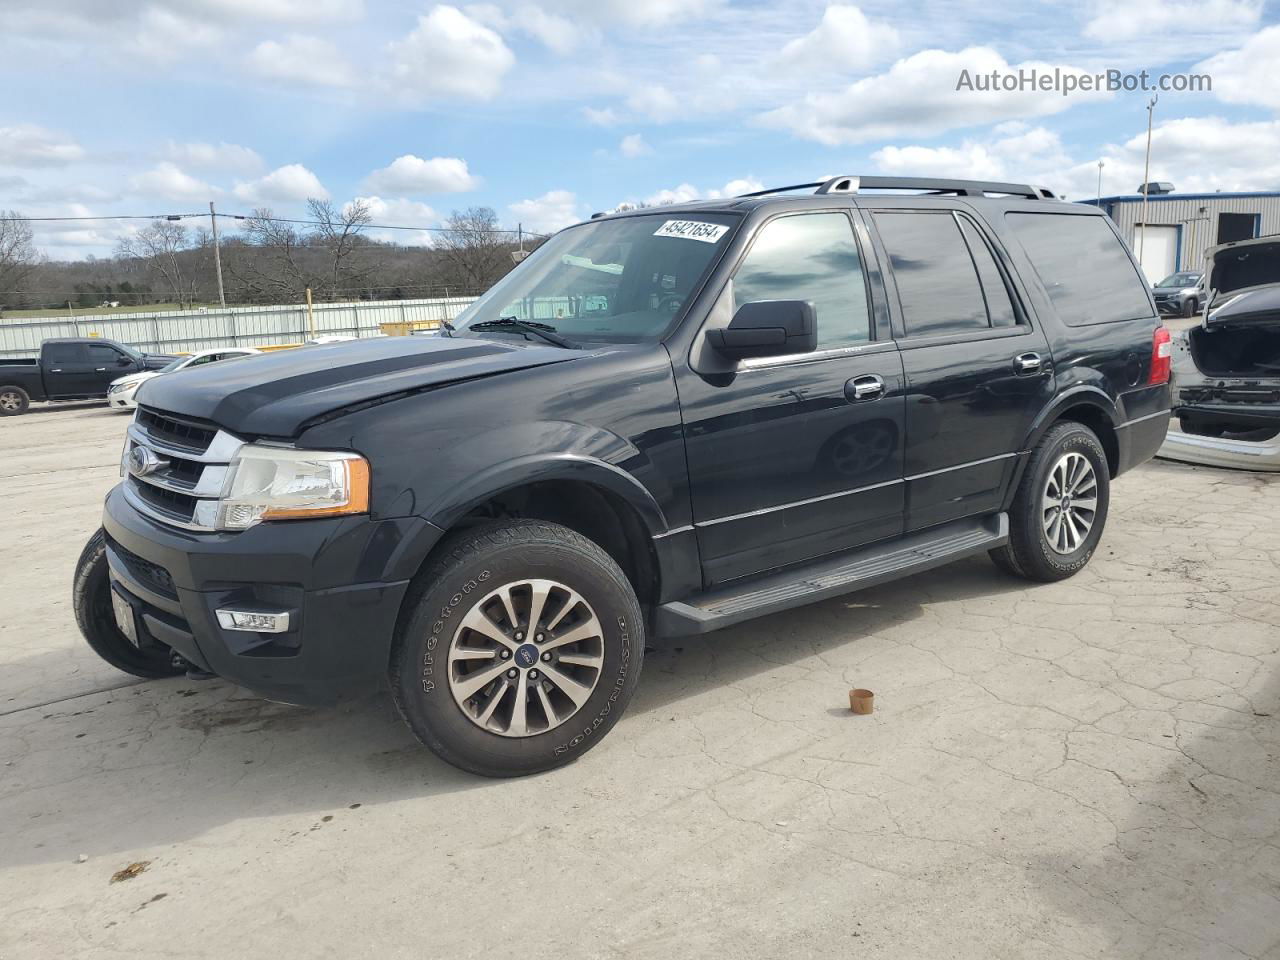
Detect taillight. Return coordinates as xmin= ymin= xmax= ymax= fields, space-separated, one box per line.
xmin=1149 ymin=326 xmax=1172 ymax=385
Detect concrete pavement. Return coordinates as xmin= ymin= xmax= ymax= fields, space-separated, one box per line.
xmin=2 ymin=402 xmax=1278 ymax=959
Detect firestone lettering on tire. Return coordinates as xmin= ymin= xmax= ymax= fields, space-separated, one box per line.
xmin=554 ymin=616 xmax=630 ymax=756
xmin=423 ymin=570 xmax=491 ymax=694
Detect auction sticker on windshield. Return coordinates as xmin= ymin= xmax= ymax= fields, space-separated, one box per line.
xmin=654 ymin=220 xmax=730 ymax=243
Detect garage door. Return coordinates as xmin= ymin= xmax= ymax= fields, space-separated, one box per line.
xmin=1134 ymin=224 xmax=1177 ymax=283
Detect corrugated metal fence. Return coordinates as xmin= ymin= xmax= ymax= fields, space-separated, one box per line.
xmin=0 ymin=296 xmax=478 ymax=355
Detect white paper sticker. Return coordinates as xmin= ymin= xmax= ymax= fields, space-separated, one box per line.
xmin=653 ymin=219 xmax=730 ymax=244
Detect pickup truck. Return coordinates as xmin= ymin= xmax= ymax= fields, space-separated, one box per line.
xmin=0 ymin=338 xmax=176 ymax=415
xmin=74 ymin=175 xmax=1171 ymax=777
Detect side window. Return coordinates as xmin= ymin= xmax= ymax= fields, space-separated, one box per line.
xmin=733 ymin=213 xmax=871 ymax=349
xmin=873 ymin=211 xmax=989 ymax=337
xmin=957 ymin=216 xmax=1020 ymax=328
xmin=44 ymin=343 xmax=84 ymax=365
xmin=86 ymin=344 xmax=124 ymax=365
xmin=188 ymin=354 xmax=215 ymax=366
xmin=1006 ymin=213 xmax=1152 ymax=326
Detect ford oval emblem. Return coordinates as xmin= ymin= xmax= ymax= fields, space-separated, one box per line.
xmin=128 ymin=446 xmax=168 ymax=477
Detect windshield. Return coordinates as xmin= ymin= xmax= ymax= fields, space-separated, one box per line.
xmin=453 ymin=213 xmax=740 ymax=344
xmin=1156 ymin=272 xmax=1200 ymax=288
xmin=158 ymin=357 xmax=187 ymax=373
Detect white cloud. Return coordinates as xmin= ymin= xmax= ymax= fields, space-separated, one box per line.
xmin=762 ymin=46 xmax=1110 ymax=145
xmin=197 ymin=0 xmax=363 ymax=21
xmin=348 ymin=195 xmax=438 ymax=245
xmin=465 ymin=3 xmax=583 ymax=53
xmin=509 ymin=189 xmax=581 ymax=232
xmin=873 ymin=116 xmax=1280 ymax=202
xmin=619 ymin=134 xmax=651 ymax=158
xmin=775 ymin=5 xmax=899 ymax=73
xmin=248 ymin=35 xmax=356 ymax=88
xmin=550 ymin=0 xmax=721 ymax=28
xmin=364 ymin=155 xmax=479 ymax=194
xmin=582 ymin=107 xmax=619 ymax=127
xmin=386 ymin=5 xmax=515 ymax=103
xmin=129 ymin=162 xmax=216 ymax=202
xmin=1196 ymin=24 xmax=1280 ymax=110
xmin=128 ymin=7 xmax=223 ymax=62
xmin=627 ymin=85 xmax=681 ymax=123
xmin=1084 ymin=0 xmax=1259 ymax=41
xmin=165 ymin=141 xmax=263 ymax=176
xmin=873 ymin=124 xmax=1069 ymax=182
xmin=233 ymin=164 xmax=328 ymax=204
xmin=642 ymin=177 xmax=763 ymax=206
xmin=0 ymin=125 xmax=84 ymax=168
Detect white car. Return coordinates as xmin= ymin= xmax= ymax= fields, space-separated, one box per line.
xmin=107 ymin=347 xmax=262 ymax=410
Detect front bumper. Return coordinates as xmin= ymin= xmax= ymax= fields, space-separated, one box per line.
xmin=102 ymin=484 xmax=444 ymax=705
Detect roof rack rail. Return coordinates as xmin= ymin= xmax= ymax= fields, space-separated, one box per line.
xmin=738 ymin=176 xmax=1056 ymax=201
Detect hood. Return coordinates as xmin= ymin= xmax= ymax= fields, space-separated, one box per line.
xmin=138 ymin=335 xmax=581 ymax=436
xmin=111 ymin=370 xmax=157 ymax=388
xmin=142 ymin=353 xmax=179 ymax=370
xmin=1206 ymin=236 xmax=1280 ymax=300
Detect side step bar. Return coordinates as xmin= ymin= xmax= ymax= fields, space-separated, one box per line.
xmin=654 ymin=513 xmax=1008 ymax=637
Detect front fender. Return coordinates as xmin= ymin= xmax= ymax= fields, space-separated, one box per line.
xmin=416 ymin=421 xmax=669 ymax=535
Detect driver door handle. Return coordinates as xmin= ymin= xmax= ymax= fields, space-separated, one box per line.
xmin=95 ymin=367 xmax=107 ymax=372
xmin=846 ymin=374 xmax=885 ymax=402
xmin=1014 ymin=352 xmax=1042 ymax=374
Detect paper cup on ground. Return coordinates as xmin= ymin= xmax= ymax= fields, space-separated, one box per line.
xmin=848 ymin=689 xmax=874 ymax=714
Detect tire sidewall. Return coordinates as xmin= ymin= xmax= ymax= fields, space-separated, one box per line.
xmin=73 ymin=529 xmax=183 ymax=678
xmin=394 ymin=531 xmax=643 ymax=777
xmin=1026 ymin=427 xmax=1110 ymax=576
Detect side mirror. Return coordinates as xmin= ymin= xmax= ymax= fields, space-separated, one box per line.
xmin=705 ymin=300 xmax=817 ymax=360
xmin=117 ymin=356 xmax=133 ymax=366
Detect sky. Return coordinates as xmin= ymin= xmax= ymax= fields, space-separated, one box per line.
xmin=2 ymin=0 xmax=1279 ymax=259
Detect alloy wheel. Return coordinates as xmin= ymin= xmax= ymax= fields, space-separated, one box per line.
xmin=1041 ymin=451 xmax=1098 ymax=554
xmin=447 ymin=578 xmax=605 ymax=738
xmin=0 ymin=391 xmax=21 ymax=412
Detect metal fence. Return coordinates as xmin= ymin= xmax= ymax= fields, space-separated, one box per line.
xmin=0 ymin=296 xmax=479 ymax=355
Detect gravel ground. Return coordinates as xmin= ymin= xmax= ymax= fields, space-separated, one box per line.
xmin=1 ymin=401 xmax=1278 ymax=960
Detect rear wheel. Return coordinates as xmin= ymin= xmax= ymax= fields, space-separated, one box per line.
xmin=0 ymin=386 xmax=29 ymax=416
xmin=390 ymin=520 xmax=644 ymax=778
xmin=72 ymin=529 xmax=185 ymax=678
xmin=990 ymin=422 xmax=1110 ymax=582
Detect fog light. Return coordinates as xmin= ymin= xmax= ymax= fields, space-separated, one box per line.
xmin=216 ymin=608 xmax=291 ymax=633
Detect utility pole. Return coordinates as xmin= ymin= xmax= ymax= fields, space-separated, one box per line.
xmin=1096 ymin=159 xmax=1105 ymax=207
xmin=1139 ymin=94 xmax=1158 ymax=272
xmin=209 ymin=201 xmax=227 ymax=308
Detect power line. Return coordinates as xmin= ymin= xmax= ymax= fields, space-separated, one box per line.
xmin=0 ymin=210 xmax=549 ymax=237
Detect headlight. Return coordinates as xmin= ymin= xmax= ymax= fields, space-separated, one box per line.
xmin=216 ymin=445 xmax=370 ymax=530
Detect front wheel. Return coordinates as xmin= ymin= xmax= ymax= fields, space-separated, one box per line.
xmin=1182 ymin=297 xmax=1198 ymax=318
xmin=73 ymin=529 xmax=185 ymax=679
xmin=390 ymin=520 xmax=645 ymax=777
xmin=990 ymin=422 xmax=1110 ymax=582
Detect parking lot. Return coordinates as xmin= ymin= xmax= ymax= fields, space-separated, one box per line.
xmin=2 ymin=403 xmax=1278 ymax=959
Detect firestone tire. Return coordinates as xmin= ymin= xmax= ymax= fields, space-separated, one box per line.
xmin=72 ymin=529 xmax=185 ymax=679
xmin=0 ymin=385 xmax=29 ymax=416
xmin=989 ymin=422 xmax=1110 ymax=583
xmin=390 ymin=520 xmax=645 ymax=778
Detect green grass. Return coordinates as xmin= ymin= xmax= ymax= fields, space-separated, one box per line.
xmin=0 ymin=302 xmax=210 ymax=319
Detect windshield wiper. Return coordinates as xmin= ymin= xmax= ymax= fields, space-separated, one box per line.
xmin=440 ymin=319 xmax=456 ymax=337
xmin=468 ymin=316 xmax=578 ymax=349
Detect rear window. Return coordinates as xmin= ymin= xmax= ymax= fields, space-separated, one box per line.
xmin=1007 ymin=213 xmax=1152 ymax=326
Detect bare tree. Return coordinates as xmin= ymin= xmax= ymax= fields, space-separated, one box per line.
xmin=0 ymin=211 xmax=40 ymax=306
xmin=115 ymin=220 xmax=197 ymax=307
xmin=436 ymin=207 xmax=514 ymax=292
xmin=307 ymin=197 xmax=373 ymax=299
xmin=231 ymin=207 xmax=308 ymax=301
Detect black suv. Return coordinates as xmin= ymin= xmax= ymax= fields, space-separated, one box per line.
xmin=75 ymin=176 xmax=1171 ymax=777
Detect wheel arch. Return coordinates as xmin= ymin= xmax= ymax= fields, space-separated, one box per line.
xmin=1023 ymin=388 xmax=1121 ymax=477
xmin=413 ymin=456 xmax=668 ymax=610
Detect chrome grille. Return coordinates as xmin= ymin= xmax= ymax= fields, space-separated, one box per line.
xmin=123 ymin=406 xmax=244 ymax=532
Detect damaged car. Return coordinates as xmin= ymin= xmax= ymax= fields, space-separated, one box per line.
xmin=1161 ymin=235 xmax=1280 ymax=471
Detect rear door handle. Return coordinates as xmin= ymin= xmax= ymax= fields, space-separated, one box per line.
xmin=1014 ymin=352 xmax=1042 ymax=374
xmin=95 ymin=367 xmax=107 ymax=372
xmin=846 ymin=375 xmax=885 ymax=402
